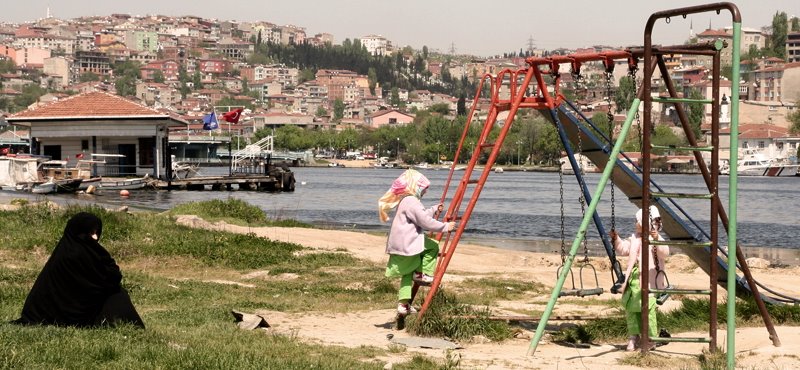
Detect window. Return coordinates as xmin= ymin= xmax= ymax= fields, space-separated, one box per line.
xmin=742 ymin=141 xmax=748 ymax=148
xmin=777 ymin=142 xmax=784 ymax=150
xmin=389 ymin=118 xmax=397 ymax=124
xmin=81 ymin=140 xmax=89 ymax=150
xmin=758 ymin=141 xmax=765 ymax=148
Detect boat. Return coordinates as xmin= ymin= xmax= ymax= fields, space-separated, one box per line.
xmin=328 ymin=162 xmax=346 ymax=168
xmin=54 ymin=178 xmax=84 ymax=193
xmin=78 ymin=177 xmax=102 ymax=191
xmin=494 ymin=167 xmax=504 ymax=173
xmin=721 ymin=148 xmax=799 ymax=177
xmin=560 ymin=154 xmax=598 ymax=175
xmin=98 ymin=174 xmax=151 ymax=190
xmin=31 ymin=178 xmax=56 ymax=194
xmin=414 ymin=162 xmax=431 ymax=170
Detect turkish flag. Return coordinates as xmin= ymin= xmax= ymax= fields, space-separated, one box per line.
xmin=222 ymin=108 xmax=243 ymax=123
xmin=76 ymin=153 xmax=84 ymax=159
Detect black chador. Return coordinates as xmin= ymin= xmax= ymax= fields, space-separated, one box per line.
xmin=16 ymin=212 xmax=144 ymax=328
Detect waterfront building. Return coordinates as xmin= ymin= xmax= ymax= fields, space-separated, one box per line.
xmin=6 ymin=91 xmax=187 ymax=179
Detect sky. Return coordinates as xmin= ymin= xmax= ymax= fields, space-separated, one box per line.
xmin=1 ymin=1 xmax=797 ymax=57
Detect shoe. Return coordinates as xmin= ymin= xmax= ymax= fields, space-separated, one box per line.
xmin=397 ymin=303 xmax=417 ymax=316
xmin=626 ymin=335 xmax=638 ymax=351
xmin=413 ymin=272 xmax=434 ymax=286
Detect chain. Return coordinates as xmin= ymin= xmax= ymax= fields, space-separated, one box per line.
xmin=630 ymin=68 xmax=643 ymax=156
xmin=559 ymin=164 xmax=566 ymax=264
xmin=604 ymin=71 xmax=616 ymax=232
xmin=575 ymin=111 xmax=590 ymax=261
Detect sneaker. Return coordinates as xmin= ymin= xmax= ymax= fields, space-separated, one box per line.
xmin=413 ymin=272 xmax=434 ymax=286
xmin=397 ymin=303 xmax=417 ymax=316
xmin=626 ymin=335 xmax=638 ymax=351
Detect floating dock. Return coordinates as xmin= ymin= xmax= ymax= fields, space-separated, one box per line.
xmin=153 ymin=172 xmax=295 ymax=192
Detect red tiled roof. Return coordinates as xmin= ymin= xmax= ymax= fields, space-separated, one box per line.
xmin=7 ymin=91 xmax=166 ymax=120
xmin=755 ymin=62 xmax=800 ymax=73
xmin=720 ymin=123 xmax=792 ymax=139
xmin=697 ymin=29 xmax=730 ymax=38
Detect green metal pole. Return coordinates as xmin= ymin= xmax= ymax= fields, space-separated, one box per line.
xmin=727 ymin=21 xmax=742 ymax=370
xmin=527 ymin=98 xmax=641 ymax=356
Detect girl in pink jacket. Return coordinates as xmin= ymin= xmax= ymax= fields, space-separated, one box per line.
xmin=379 ymin=169 xmax=455 ymax=316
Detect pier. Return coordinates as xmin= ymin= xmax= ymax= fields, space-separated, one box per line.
xmin=154 ymin=172 xmax=295 ymax=192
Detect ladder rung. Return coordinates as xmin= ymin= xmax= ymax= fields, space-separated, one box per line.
xmin=651 ymin=192 xmax=714 ymax=200
xmin=650 ymin=240 xmax=713 ymax=248
xmin=467 ymin=179 xmax=480 ymax=184
xmin=651 ymin=144 xmax=714 ymax=152
xmin=651 ymin=288 xmax=711 ymax=295
xmin=479 ymin=142 xmax=495 ymax=149
xmin=650 ymin=336 xmax=711 ymax=343
xmin=653 ymin=97 xmax=713 ymax=104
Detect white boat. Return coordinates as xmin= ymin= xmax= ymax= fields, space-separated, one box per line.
xmin=560 ymin=154 xmax=597 ymax=175
xmin=722 ymin=148 xmax=799 ymax=177
xmin=98 ymin=174 xmax=151 ymax=190
xmin=32 ymin=179 xmax=56 ymax=194
xmin=414 ymin=162 xmax=431 ymax=170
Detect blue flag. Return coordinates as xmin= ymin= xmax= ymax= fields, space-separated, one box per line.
xmin=202 ymin=112 xmax=219 ymax=130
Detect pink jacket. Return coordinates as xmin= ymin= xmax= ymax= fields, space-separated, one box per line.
xmin=614 ymin=233 xmax=670 ymax=290
xmin=386 ymin=196 xmax=448 ymax=256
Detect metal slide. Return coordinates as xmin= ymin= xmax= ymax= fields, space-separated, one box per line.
xmin=547 ymin=101 xmax=786 ymax=303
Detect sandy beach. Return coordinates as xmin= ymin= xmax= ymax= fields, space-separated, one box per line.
xmin=174 ymin=215 xmax=800 ymax=369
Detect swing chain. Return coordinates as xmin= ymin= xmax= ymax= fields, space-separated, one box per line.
xmin=559 ymin=164 xmax=566 ymax=264
xmin=628 ymin=67 xmax=644 ymax=156
xmin=604 ymin=70 xmax=616 ymax=232
xmin=575 ymin=122 xmax=589 ymax=262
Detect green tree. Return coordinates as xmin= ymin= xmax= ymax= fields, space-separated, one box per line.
xmin=457 ymin=94 xmax=467 ymax=116
xmin=192 ymin=71 xmax=203 ymax=90
xmin=178 ymin=66 xmax=190 ymax=98
xmin=613 ymin=76 xmax=636 ymax=113
xmin=152 ymin=70 xmax=165 ymax=83
xmin=112 ymin=60 xmax=140 ymax=97
xmin=792 ymin=17 xmax=800 ymax=32
xmin=299 ymin=69 xmax=315 ymax=84
xmin=429 ymin=103 xmax=450 ymax=115
xmin=422 ymin=45 xmax=428 ymax=60
xmin=79 ymin=72 xmax=100 ymax=82
xmin=770 ymin=11 xmax=788 ymax=59
xmin=788 ymin=100 xmax=800 ymax=134
xmin=687 ymin=89 xmax=704 ymax=139
xmin=651 ymin=124 xmax=684 ymax=155
xmin=367 ymin=67 xmax=377 ymax=95
xmin=315 ymin=105 xmax=328 ymax=117
xmin=0 ymin=59 xmax=15 ymax=74
xmin=333 ymin=99 xmax=345 ymax=122
xmin=390 ymin=87 xmax=401 ymax=107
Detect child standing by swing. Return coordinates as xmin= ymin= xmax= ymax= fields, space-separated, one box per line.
xmin=609 ymin=205 xmax=670 ymax=351
xmin=378 ymin=169 xmax=455 ymax=316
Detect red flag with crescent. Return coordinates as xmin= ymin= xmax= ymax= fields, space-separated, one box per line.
xmin=222 ymin=108 xmax=243 ymax=123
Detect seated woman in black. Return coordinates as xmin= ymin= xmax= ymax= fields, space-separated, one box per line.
xmin=16 ymin=212 xmax=144 ymax=328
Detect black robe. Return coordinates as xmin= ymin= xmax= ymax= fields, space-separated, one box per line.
xmin=17 ymin=212 xmax=144 ymax=328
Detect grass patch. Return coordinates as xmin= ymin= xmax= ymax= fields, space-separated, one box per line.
xmin=0 ymin=204 xmax=445 ymax=368
xmin=452 ymin=277 xmax=544 ymax=305
xmin=169 ymin=198 xmax=312 ymax=228
xmin=551 ymin=297 xmax=800 ymax=345
xmin=406 ymin=290 xmax=514 ymax=342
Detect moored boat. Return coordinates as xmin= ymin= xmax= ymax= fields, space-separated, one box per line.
xmin=721 ymin=148 xmax=800 ymax=177
xmin=98 ymin=174 xmax=150 ymax=190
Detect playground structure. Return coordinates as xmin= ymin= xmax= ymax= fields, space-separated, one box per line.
xmin=411 ymin=3 xmax=798 ymax=368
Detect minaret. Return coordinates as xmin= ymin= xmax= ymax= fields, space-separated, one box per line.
xmin=690 ymin=19 xmax=694 ymax=37
xmin=46 ymin=7 xmax=51 ymax=18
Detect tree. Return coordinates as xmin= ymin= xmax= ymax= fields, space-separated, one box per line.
xmin=315 ymin=105 xmax=328 ymax=117
xmin=299 ymin=69 xmax=315 ymax=84
xmin=390 ymin=87 xmax=401 ymax=107
xmin=770 ymin=11 xmax=788 ymax=59
xmin=429 ymin=103 xmax=450 ymax=115
xmin=333 ymin=99 xmax=345 ymax=122
xmin=788 ymin=101 xmax=800 ymax=135
xmin=651 ymin=124 xmax=684 ymax=155
xmin=0 ymin=59 xmax=15 ymax=74
xmin=613 ymin=76 xmax=636 ymax=113
xmin=192 ymin=71 xmax=203 ymax=90
xmin=367 ymin=67 xmax=377 ymax=95
xmin=112 ymin=60 xmax=140 ymax=97
xmin=457 ymin=94 xmax=467 ymax=116
xmin=178 ymin=66 xmax=190 ymax=99
xmin=687 ymin=89 xmax=704 ymax=139
xmin=422 ymin=45 xmax=428 ymax=60
xmin=79 ymin=72 xmax=100 ymax=82
xmin=152 ymin=70 xmax=165 ymax=83
xmin=792 ymin=17 xmax=800 ymax=32
xmin=257 ymin=30 xmax=263 ymax=46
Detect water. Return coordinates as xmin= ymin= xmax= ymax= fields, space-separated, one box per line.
xmin=8 ymin=166 xmax=800 ymax=264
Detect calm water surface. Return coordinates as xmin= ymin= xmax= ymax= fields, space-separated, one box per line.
xmin=11 ymin=166 xmax=800 ymax=264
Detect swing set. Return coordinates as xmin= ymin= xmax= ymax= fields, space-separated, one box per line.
xmin=407 ymin=3 xmax=799 ymax=367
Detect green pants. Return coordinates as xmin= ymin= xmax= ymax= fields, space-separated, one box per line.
xmin=622 ymin=265 xmax=658 ymax=338
xmin=385 ymin=237 xmax=439 ymax=300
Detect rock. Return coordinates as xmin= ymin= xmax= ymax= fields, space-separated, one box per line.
xmin=746 ymin=257 xmax=770 ymax=269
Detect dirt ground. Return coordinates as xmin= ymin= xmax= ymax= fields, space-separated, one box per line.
xmin=177 ymin=215 xmax=800 ymax=370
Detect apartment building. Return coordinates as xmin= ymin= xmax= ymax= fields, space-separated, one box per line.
xmin=750 ymin=62 xmax=800 ymax=102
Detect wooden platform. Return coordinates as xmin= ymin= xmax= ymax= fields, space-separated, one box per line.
xmin=153 ymin=173 xmax=295 ymax=192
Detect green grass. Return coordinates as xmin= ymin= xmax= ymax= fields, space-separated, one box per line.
xmin=0 ymin=203 xmax=448 ymax=369
xmin=169 ymin=197 xmax=313 ymax=228
xmin=450 ymin=277 xmax=545 ymax=305
xmin=551 ymin=297 xmax=800 ymax=344
xmin=406 ymin=290 xmax=514 ymax=342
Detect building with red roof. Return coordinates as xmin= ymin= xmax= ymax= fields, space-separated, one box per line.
xmin=6 ymin=91 xmax=187 ymax=179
